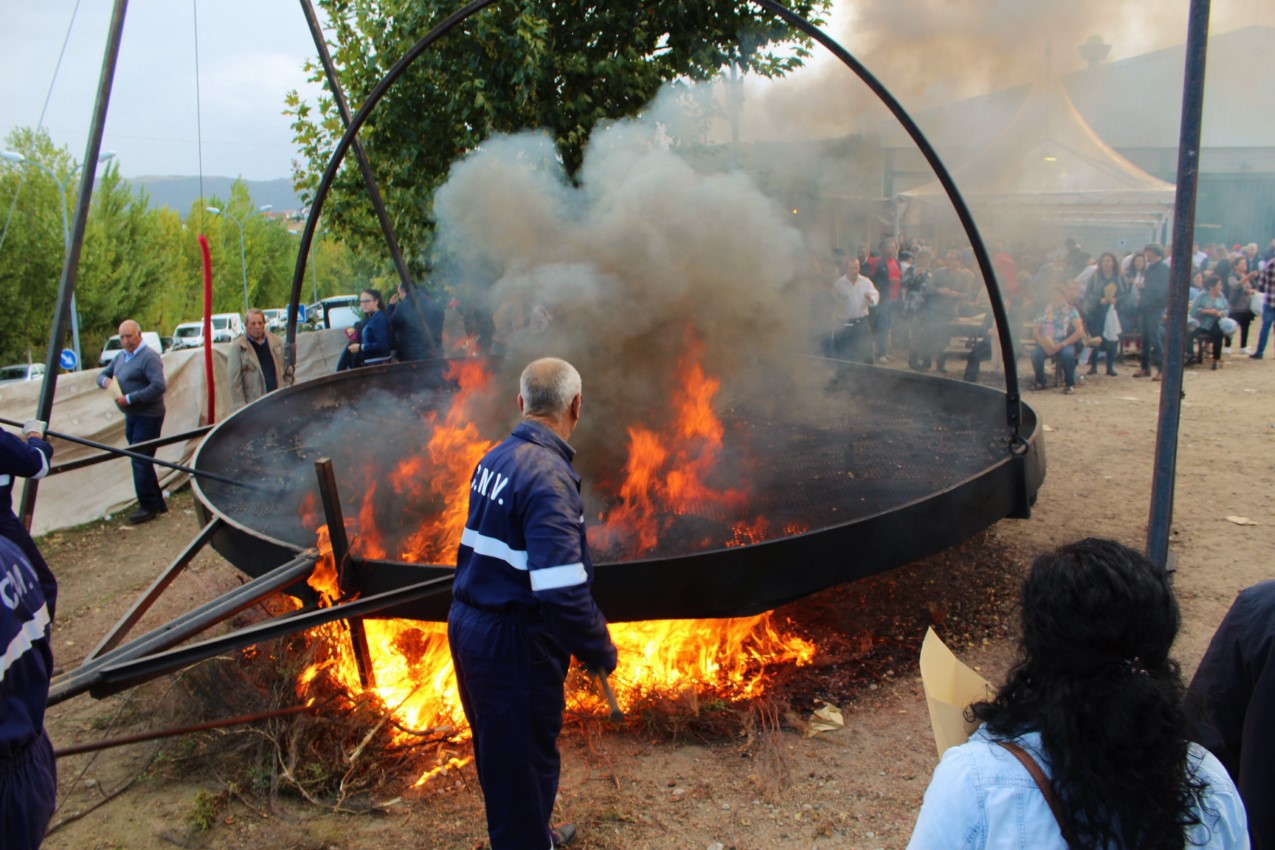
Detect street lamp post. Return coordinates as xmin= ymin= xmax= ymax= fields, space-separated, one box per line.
xmin=206 ymin=204 xmax=272 ymax=316
xmin=1 ymin=149 xmax=116 ymax=370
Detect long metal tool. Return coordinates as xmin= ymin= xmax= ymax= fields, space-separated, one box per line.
xmin=0 ymin=416 xmax=257 ymax=491
xmin=595 ymin=672 xmax=624 ymax=723
xmin=47 ymin=425 xmax=212 ymax=475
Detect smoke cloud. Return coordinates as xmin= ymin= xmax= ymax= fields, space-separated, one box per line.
xmin=431 ymin=87 xmax=815 ymax=475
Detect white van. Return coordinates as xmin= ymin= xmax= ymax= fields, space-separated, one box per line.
xmin=98 ymin=331 xmax=164 ymax=366
xmin=209 ymin=313 xmax=244 ymax=342
xmin=171 ymin=322 xmax=205 ymax=350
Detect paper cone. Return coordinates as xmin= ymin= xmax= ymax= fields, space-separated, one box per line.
xmin=919 ymin=627 xmax=994 ymax=757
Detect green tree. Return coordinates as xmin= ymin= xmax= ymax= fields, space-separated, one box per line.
xmin=0 ymin=129 xmax=96 ymax=364
xmin=286 ymin=0 xmax=828 ymax=283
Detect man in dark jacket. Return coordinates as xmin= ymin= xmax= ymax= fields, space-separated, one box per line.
xmin=1188 ymin=580 xmax=1275 ymax=850
xmin=388 ymin=282 xmax=442 ymax=362
xmin=0 ymin=532 xmax=57 ymax=849
xmin=449 ymin=357 xmax=617 ymax=850
xmin=1134 ymin=243 xmax=1170 ymax=379
xmin=97 ymin=320 xmax=167 ymax=523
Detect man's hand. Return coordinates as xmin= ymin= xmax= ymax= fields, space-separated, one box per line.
xmin=114 ymin=397 xmax=129 ymax=410
xmin=23 ymin=420 xmax=47 ymax=440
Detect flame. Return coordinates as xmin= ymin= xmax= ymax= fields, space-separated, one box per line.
xmin=291 ymin=348 xmax=816 ymax=787
xmin=607 ymin=613 xmax=815 ymax=703
xmin=589 ymin=332 xmax=753 ymax=555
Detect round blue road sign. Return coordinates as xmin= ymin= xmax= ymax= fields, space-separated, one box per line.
xmin=59 ymin=349 xmax=78 ymax=371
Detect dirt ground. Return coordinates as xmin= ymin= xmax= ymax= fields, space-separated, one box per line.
xmin=34 ymin=348 xmax=1273 ymax=850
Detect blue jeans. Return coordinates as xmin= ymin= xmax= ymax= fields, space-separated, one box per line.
xmin=1138 ymin=311 xmax=1164 ymax=371
xmin=1254 ymin=309 xmax=1275 ymax=357
xmin=124 ymin=414 xmax=165 ymax=512
xmin=1032 ymin=344 xmax=1076 ymax=388
xmin=872 ymin=299 xmax=897 ymax=359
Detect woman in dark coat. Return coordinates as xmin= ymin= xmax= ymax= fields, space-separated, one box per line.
xmin=347 ymin=288 xmax=392 ymax=366
xmin=1084 ymin=252 xmax=1129 ymax=376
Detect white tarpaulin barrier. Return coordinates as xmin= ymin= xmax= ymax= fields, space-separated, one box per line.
xmin=0 ymin=330 xmax=349 ymax=536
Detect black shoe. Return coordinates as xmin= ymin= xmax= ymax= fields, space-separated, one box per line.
xmin=1106 ymin=369 xmax=1118 ymax=376
xmin=550 ymin=823 xmax=577 ymax=848
xmin=1250 ymin=353 xmax=1264 ymax=360
xmin=127 ymin=508 xmax=160 ymax=525
xmin=1086 ymin=367 xmax=1098 ymax=376
xmin=157 ymin=502 xmax=169 ymax=514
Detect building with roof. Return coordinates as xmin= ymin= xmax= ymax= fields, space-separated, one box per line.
xmin=885 ymin=25 xmax=1275 ymax=247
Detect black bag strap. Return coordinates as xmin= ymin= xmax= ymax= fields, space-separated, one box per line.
xmin=996 ymin=741 xmax=1079 ymax=847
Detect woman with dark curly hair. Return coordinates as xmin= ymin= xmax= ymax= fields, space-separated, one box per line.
xmin=908 ymin=538 xmax=1248 ymax=849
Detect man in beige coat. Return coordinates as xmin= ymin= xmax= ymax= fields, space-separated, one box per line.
xmin=227 ymin=309 xmax=290 ymax=410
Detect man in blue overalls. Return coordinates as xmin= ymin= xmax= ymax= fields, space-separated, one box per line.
xmin=449 ymin=357 xmax=618 ymax=850
xmin=0 ymin=421 xmax=56 ymax=620
xmin=0 ymin=529 xmax=58 ymax=847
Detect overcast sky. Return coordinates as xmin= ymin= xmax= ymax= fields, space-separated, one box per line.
xmin=0 ymin=0 xmax=1265 ymax=181
xmin=0 ymin=0 xmax=323 ymax=181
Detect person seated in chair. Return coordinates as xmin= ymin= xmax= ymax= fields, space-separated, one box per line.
xmin=1030 ymin=284 xmax=1085 ymax=394
xmin=1191 ymin=274 xmax=1229 ymax=370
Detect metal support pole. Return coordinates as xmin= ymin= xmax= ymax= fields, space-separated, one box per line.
xmin=297 ymin=0 xmax=416 ymax=294
xmin=19 ymin=0 xmax=130 ymax=530
xmin=91 ymin=573 xmax=454 ymax=698
xmin=1147 ymin=0 xmax=1211 ymax=569
xmin=314 ymin=457 xmax=376 ymax=689
xmin=287 ymin=0 xmax=442 ymax=369
xmin=49 ymin=552 xmax=316 ymax=704
xmin=237 ymin=216 xmax=250 ymax=316
xmin=85 ymin=519 xmax=223 ymax=660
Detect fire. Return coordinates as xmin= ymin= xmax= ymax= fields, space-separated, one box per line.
xmin=294 ymin=611 xmax=814 ymax=749
xmin=607 ymin=614 xmax=815 ymax=702
xmin=290 ymin=344 xmax=816 ymax=787
xmin=588 ymin=334 xmax=752 ymax=555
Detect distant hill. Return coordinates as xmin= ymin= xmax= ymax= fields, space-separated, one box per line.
xmin=127 ymin=176 xmax=305 ymax=216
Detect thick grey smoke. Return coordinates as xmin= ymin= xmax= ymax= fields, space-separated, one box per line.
xmin=431 ymin=88 xmax=813 ymax=474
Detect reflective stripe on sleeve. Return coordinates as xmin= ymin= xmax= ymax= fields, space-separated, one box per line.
xmin=0 ymin=475 xmax=9 ymax=488
xmin=31 ymin=448 xmax=49 ymax=481
xmin=0 ymin=602 xmax=50 ymax=682
xmin=529 ymin=562 xmax=588 ymax=591
xmin=460 ymin=527 xmax=528 ymax=571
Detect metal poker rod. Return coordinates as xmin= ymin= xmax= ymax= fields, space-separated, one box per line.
xmin=0 ymin=416 xmax=258 ymax=492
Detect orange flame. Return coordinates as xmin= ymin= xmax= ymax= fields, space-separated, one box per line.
xmin=293 ymin=349 xmax=815 ymax=787
xmin=589 ymin=333 xmax=750 ymax=555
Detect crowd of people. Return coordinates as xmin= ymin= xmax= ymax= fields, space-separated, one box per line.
xmin=820 ymin=233 xmax=1275 ymax=393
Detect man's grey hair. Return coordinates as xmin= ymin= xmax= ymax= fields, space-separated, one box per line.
xmin=246 ymin=308 xmax=266 ymax=321
xmin=520 ymin=357 xmax=581 ymax=417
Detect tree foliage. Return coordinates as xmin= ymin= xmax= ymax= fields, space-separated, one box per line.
xmin=0 ymin=129 xmax=361 ymax=368
xmin=286 ymin=0 xmax=829 ymax=282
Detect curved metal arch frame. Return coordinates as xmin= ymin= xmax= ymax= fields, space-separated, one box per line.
xmin=285 ymin=0 xmax=1022 ymax=440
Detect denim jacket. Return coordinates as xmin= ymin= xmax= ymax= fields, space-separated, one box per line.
xmin=907 ymin=727 xmax=1249 ymax=850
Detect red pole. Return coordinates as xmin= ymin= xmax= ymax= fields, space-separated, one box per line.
xmin=198 ymin=234 xmax=215 ymax=424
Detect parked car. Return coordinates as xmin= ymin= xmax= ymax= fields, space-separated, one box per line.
xmin=171 ymin=322 xmax=205 ymax=350
xmin=98 ymin=331 xmax=164 ymax=366
xmin=0 ymin=363 xmax=46 ymax=385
